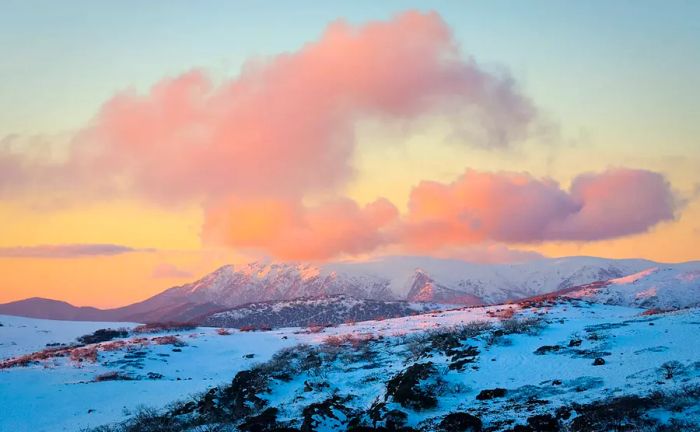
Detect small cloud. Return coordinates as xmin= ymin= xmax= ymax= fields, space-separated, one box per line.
xmin=435 ymin=243 xmax=545 ymax=264
xmin=152 ymin=263 xmax=193 ymax=279
xmin=0 ymin=244 xmax=153 ymax=258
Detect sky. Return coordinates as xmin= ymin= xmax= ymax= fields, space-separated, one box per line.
xmin=1 ymin=1 xmax=699 ymax=307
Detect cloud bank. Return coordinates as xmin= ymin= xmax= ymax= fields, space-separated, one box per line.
xmin=205 ymin=168 xmax=677 ymax=260
xmin=401 ymin=168 xmax=677 ymax=251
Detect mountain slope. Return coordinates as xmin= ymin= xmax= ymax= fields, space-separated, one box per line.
xmin=564 ymin=263 xmax=700 ymax=309
xmin=0 ymin=298 xmax=108 ymax=321
xmin=201 ymin=295 xmax=445 ymax=328
xmin=3 ymin=302 xmax=699 ymax=431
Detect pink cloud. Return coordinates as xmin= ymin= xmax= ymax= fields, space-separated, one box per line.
xmin=203 ymin=198 xmax=398 ymax=261
xmin=151 ymin=263 xmax=193 ymax=279
xmin=1 ymin=11 xmax=534 ymax=204
xmin=401 ymin=168 xmax=676 ymax=250
xmin=431 ymin=243 xmax=545 ymax=264
xmin=202 ymin=168 xmax=676 ymax=261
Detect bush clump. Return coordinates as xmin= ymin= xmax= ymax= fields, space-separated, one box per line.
xmin=132 ymin=322 xmax=195 ymax=334
xmin=77 ymin=328 xmax=129 ymax=345
xmin=386 ymin=362 xmax=439 ymax=410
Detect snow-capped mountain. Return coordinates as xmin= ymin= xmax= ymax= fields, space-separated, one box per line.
xmin=1 ymin=256 xmax=698 ymax=323
xmin=115 ymin=256 xmax=661 ymax=318
xmin=324 ymin=255 xmax=659 ymax=304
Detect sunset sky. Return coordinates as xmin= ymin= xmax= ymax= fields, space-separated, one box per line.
xmin=1 ymin=1 xmax=699 ymax=307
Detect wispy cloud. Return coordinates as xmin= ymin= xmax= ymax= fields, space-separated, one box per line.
xmin=151 ymin=263 xmax=193 ymax=279
xmin=0 ymin=244 xmax=154 ymax=258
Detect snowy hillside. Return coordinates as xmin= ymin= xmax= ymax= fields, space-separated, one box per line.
xmin=565 ymin=263 xmax=700 ymax=309
xmin=2 ymin=297 xmax=700 ymax=431
xmin=0 ymin=315 xmax=137 ymax=360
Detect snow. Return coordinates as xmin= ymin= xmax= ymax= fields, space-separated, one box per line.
xmin=0 ymin=315 xmax=299 ymax=431
xmin=261 ymin=302 xmax=700 ymax=429
xmin=611 ymin=267 xmax=659 ymax=285
xmin=566 ymin=263 xmax=700 ymax=309
xmin=2 ymin=295 xmax=700 ymax=430
xmin=0 ymin=315 xmax=137 ymax=359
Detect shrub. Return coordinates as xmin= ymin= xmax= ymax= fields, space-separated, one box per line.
xmin=70 ymin=346 xmax=98 ymax=363
xmin=77 ymin=328 xmax=129 ymax=345
xmin=640 ymin=308 xmax=670 ymax=316
xmin=94 ymin=371 xmax=135 ymax=382
xmin=438 ymin=412 xmax=482 ymax=432
xmin=301 ymin=395 xmax=353 ymax=432
xmin=475 ymin=388 xmax=507 ymax=400
xmin=322 ymin=333 xmax=376 ymax=348
xmin=132 ymin=322 xmax=195 ymax=334
xmin=238 ymin=407 xmax=283 ymax=432
xmin=151 ymin=335 xmax=186 ymax=347
xmin=488 ymin=307 xmax=517 ymax=319
xmin=534 ymin=345 xmax=562 ymax=355
xmin=500 ymin=317 xmax=544 ymax=336
xmin=307 ymin=324 xmax=326 ymax=333
xmin=386 ymin=362 xmax=439 ymax=410
xmin=659 ymin=360 xmax=685 ymax=380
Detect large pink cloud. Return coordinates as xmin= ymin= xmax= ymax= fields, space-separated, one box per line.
xmin=19 ymin=10 xmax=531 ymax=205
xmin=402 ymin=168 xmax=677 ymax=250
xmin=201 ymin=168 xmax=676 ymax=260
xmin=202 ymin=198 xmax=398 ymax=260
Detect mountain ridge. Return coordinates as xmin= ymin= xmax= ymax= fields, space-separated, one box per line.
xmin=1 ymin=256 xmax=698 ymax=323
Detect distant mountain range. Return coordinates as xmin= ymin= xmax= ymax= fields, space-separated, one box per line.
xmin=1 ymin=256 xmax=698 ymax=324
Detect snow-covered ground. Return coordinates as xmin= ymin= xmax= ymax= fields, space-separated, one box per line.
xmin=1 ymin=299 xmax=699 ymax=431
xmin=0 ymin=315 xmax=138 ymax=359
xmin=0 ymin=316 xmax=297 ymax=431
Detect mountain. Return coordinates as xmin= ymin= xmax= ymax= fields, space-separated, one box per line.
xmin=405 ymin=269 xmax=482 ymax=305
xmin=1 ymin=256 xmax=698 ymax=323
xmin=324 ymin=255 xmax=658 ymax=304
xmin=563 ymin=263 xmax=700 ymax=309
xmin=0 ymin=297 xmax=107 ymax=321
xmin=200 ymin=295 xmax=445 ymax=328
